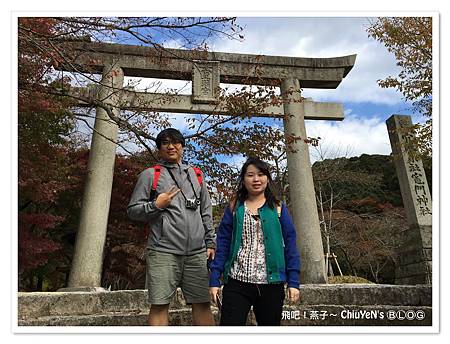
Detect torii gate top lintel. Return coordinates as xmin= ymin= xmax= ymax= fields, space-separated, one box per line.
xmin=60 ymin=41 xmax=356 ymax=89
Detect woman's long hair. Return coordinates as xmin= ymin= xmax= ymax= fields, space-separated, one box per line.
xmin=230 ymin=157 xmax=280 ymax=210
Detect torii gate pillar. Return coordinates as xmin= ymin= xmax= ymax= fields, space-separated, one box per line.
xmin=64 ymin=64 xmax=124 ymax=290
xmin=281 ymin=78 xmax=327 ymax=284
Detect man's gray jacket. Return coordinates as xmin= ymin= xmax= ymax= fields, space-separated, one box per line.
xmin=127 ymin=160 xmax=216 ymax=255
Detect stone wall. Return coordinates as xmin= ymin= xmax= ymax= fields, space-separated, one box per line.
xmin=18 ymin=284 xmax=432 ymax=327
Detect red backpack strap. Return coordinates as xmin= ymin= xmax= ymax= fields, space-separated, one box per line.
xmin=149 ymin=165 xmax=162 ymax=201
xmin=192 ymin=167 xmax=203 ymax=185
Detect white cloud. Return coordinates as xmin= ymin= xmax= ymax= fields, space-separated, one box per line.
xmin=306 ymin=114 xmax=392 ymax=163
xmin=162 ymin=39 xmax=185 ymax=49
xmin=211 ymin=17 xmax=405 ymax=105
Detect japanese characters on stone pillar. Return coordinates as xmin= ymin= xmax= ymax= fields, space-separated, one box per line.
xmin=192 ymin=61 xmax=220 ymax=104
xmin=386 ymin=115 xmax=432 ymax=285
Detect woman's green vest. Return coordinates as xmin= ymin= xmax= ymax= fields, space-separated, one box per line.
xmin=223 ymin=202 xmax=286 ymax=284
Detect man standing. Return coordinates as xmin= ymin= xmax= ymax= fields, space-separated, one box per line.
xmin=127 ymin=128 xmax=216 ymax=326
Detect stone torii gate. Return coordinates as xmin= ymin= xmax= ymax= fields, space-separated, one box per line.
xmin=58 ymin=41 xmax=356 ymax=289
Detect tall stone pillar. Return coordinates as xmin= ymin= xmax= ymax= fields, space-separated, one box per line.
xmin=386 ymin=115 xmax=432 ymax=285
xmin=67 ymin=64 xmax=124 ymax=289
xmin=281 ymin=78 xmax=327 ymax=284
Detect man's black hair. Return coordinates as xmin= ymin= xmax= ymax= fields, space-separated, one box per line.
xmin=155 ymin=128 xmax=185 ymax=149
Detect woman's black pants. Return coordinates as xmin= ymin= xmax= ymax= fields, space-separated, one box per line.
xmin=219 ymin=278 xmax=285 ymax=326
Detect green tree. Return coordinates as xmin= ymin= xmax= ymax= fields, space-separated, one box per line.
xmin=367 ymin=17 xmax=432 ymax=157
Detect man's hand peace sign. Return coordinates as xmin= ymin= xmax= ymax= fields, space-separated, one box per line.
xmin=155 ymin=186 xmax=181 ymax=209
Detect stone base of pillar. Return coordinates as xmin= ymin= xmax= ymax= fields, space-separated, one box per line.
xmin=301 ymin=259 xmax=327 ymax=284
xmin=57 ymin=287 xmax=109 ymax=293
xmin=395 ymin=224 xmax=432 ymax=285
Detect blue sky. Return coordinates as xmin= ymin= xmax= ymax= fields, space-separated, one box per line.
xmin=54 ymin=15 xmax=433 ymax=167
xmin=125 ymin=16 xmax=425 ymax=163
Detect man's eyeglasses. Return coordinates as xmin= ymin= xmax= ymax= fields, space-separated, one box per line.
xmin=161 ymin=140 xmax=182 ymax=147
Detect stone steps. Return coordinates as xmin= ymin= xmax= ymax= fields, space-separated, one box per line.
xmin=18 ymin=284 xmax=432 ymax=326
xmin=18 ymin=308 xmax=193 ymax=326
xmin=18 ymin=305 xmax=432 ymax=326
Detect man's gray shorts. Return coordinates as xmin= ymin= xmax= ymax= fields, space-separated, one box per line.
xmin=146 ymin=249 xmax=210 ymax=305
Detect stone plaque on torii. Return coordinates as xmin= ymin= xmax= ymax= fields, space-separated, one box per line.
xmin=56 ymin=41 xmax=356 ymax=289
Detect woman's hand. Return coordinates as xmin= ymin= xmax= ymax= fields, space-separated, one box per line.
xmin=209 ymin=287 xmax=220 ymax=305
xmin=206 ymin=248 xmax=215 ymax=260
xmin=287 ymin=287 xmax=300 ymax=304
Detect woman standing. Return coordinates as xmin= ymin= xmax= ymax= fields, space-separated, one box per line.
xmin=209 ymin=157 xmax=301 ymax=326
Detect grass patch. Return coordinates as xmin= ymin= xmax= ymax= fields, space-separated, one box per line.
xmin=327 ymin=276 xmax=374 ymax=284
